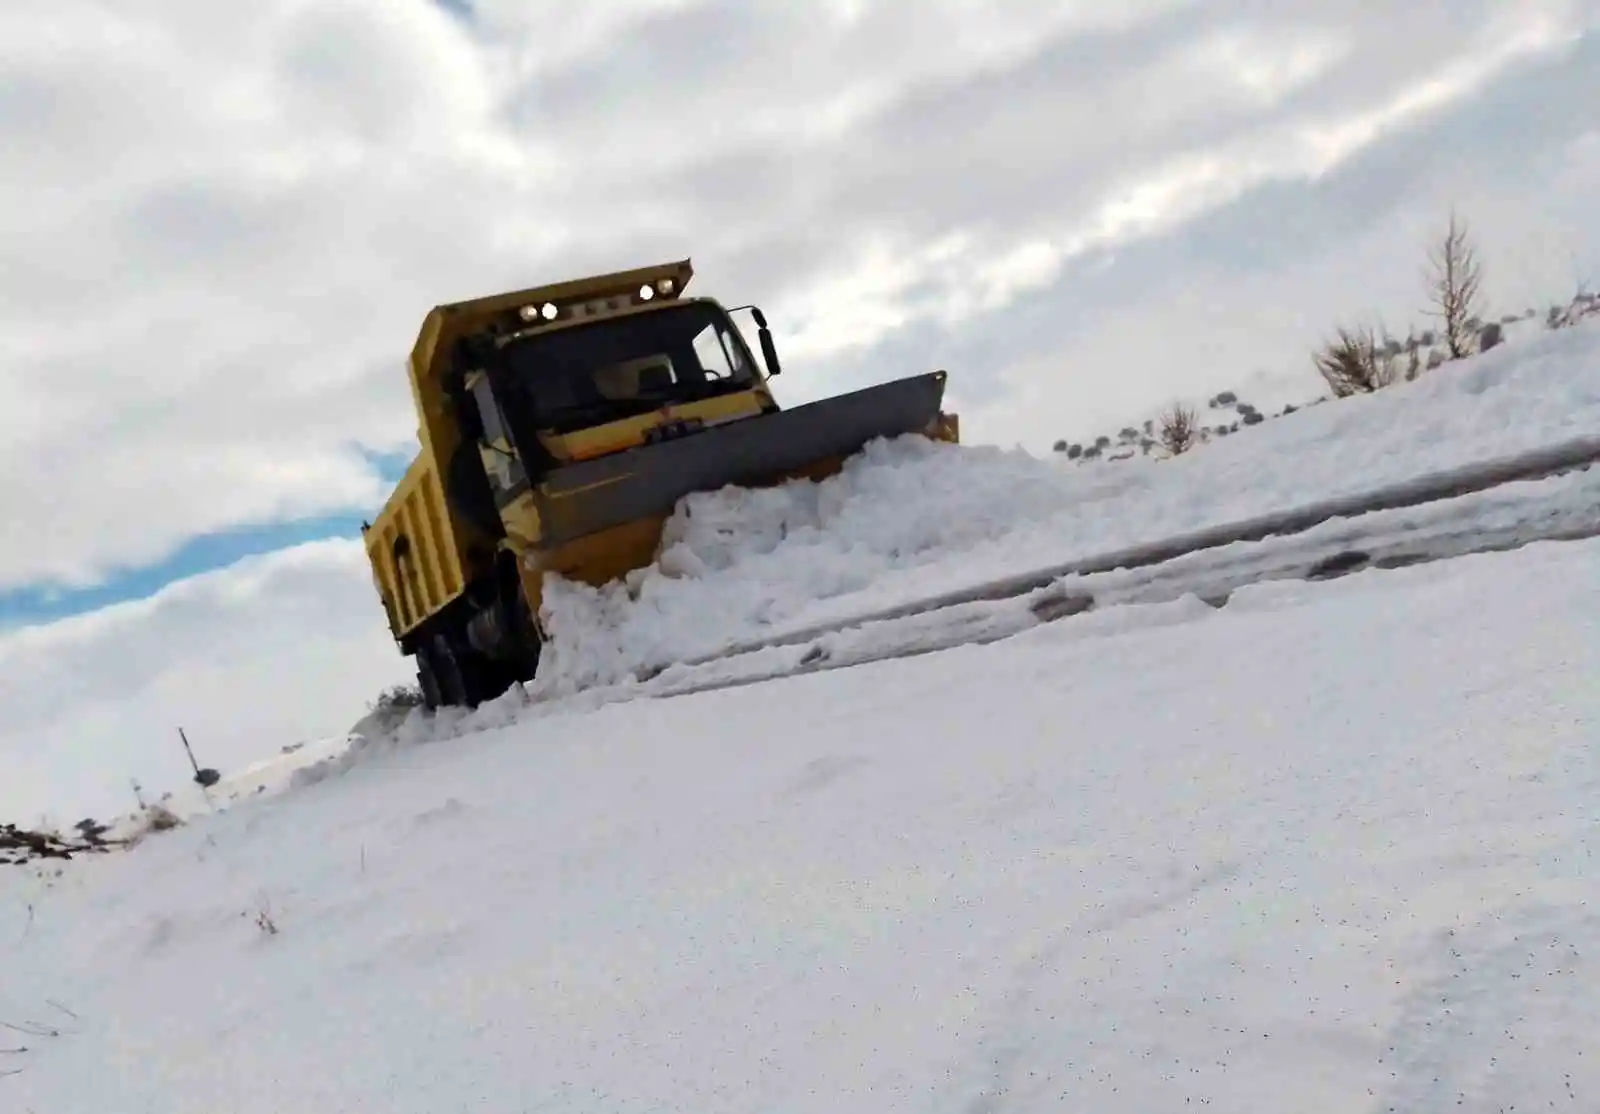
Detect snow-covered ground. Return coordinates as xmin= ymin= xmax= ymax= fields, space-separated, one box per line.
xmin=117 ymin=731 xmax=361 ymax=830
xmin=4 ymin=533 xmax=1596 ymax=1113
xmin=5 ymin=310 xmax=1598 ymax=1112
xmin=535 ymin=317 xmax=1600 ymax=693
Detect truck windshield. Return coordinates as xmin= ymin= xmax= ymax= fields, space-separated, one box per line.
xmin=499 ymin=301 xmax=760 ymax=433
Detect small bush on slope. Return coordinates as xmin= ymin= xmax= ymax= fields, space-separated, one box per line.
xmin=1054 ymin=211 xmax=1592 ymax=469
xmin=1313 ymin=323 xmax=1405 ymax=398
xmin=1158 ymin=402 xmax=1200 ymax=456
xmin=371 ymin=682 xmax=424 ymax=717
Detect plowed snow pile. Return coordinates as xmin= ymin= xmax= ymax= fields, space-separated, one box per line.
xmin=533 ymin=319 xmax=1600 ymax=693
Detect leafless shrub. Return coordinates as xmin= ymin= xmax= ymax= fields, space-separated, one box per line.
xmin=116 ymin=803 xmax=184 ymax=851
xmin=1158 ymin=402 xmax=1200 ymax=456
xmin=1 ymin=823 xmax=125 ymax=866
xmin=1424 ymin=210 xmax=1485 ymax=359
xmin=371 ymin=683 xmax=424 ymax=714
xmin=144 ymin=804 xmax=181 ymax=832
xmin=1312 ymin=323 xmax=1402 ymax=397
xmin=1547 ymin=290 xmax=1600 ymax=330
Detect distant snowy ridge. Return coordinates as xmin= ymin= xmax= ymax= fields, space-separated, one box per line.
xmin=1055 ymin=289 xmax=1600 ymax=462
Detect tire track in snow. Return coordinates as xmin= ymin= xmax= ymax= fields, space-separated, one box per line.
xmin=633 ymin=466 xmax=1600 ymax=704
xmin=632 ymin=435 xmax=1600 ymax=684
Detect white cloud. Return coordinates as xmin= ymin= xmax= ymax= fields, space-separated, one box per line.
xmin=0 ymin=540 xmax=411 ymax=824
xmin=4 ymin=0 xmax=1594 ymax=592
xmin=956 ymin=118 xmax=1600 ymax=451
xmin=2 ymin=0 xmax=1598 ymax=821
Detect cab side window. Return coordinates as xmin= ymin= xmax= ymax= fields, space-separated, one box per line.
xmin=691 ymin=323 xmax=743 ymax=382
xmin=471 ymin=377 xmax=508 ymax=444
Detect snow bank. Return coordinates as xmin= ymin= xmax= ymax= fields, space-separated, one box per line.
xmin=530 ymin=433 xmax=1120 ymax=694
xmin=534 ymin=318 xmax=1600 ymax=691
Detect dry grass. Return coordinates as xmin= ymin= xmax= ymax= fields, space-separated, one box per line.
xmin=1312 ymin=324 xmax=1403 ymax=397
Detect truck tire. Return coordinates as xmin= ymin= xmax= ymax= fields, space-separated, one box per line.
xmin=432 ymin=633 xmax=475 ymax=707
xmin=416 ymin=646 xmax=443 ymax=711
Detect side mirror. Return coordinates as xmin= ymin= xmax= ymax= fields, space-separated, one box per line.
xmin=750 ymin=306 xmax=782 ymax=377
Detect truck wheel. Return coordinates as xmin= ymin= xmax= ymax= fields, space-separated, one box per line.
xmin=416 ymin=648 xmax=443 ymax=711
xmin=503 ymin=568 xmax=545 ymax=685
xmin=430 ymin=633 xmax=472 ymax=707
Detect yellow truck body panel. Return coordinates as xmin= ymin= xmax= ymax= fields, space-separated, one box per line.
xmin=363 ymin=452 xmax=472 ymax=640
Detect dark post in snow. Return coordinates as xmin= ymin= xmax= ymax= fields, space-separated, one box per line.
xmin=178 ymin=727 xmax=222 ymax=789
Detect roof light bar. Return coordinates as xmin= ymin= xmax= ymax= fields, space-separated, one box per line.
xmin=500 ymin=261 xmax=691 ymax=332
xmin=518 ymin=301 xmax=561 ymax=322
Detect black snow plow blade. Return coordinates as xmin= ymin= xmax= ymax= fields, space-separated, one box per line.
xmin=533 ymin=371 xmax=950 ymax=547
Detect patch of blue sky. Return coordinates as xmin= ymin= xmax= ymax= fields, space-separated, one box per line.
xmin=0 ymin=447 xmax=412 ymax=630
xmin=0 ymin=513 xmax=367 ymax=630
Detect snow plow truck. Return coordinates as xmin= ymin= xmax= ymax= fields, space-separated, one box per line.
xmin=362 ymin=259 xmax=961 ymax=709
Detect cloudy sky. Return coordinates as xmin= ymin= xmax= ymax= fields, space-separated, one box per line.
xmin=3 ymin=0 xmax=1597 ymax=822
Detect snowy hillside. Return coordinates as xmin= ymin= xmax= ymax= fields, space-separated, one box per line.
xmin=4 ymin=536 xmax=1596 ymax=1113
xmin=15 ymin=314 xmax=1600 ymax=831
xmin=1049 ymin=291 xmax=1600 ymax=461
xmin=3 ymin=308 xmax=1597 ymax=1114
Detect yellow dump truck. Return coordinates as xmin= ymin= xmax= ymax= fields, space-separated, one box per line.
xmin=362 ymin=259 xmax=959 ymax=709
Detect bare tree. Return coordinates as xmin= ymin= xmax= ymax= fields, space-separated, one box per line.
xmin=1400 ymin=325 xmax=1422 ymax=381
xmin=1424 ymin=210 xmax=1485 ymax=359
xmin=1158 ymin=402 xmax=1199 ymax=456
xmin=1312 ymin=324 xmax=1401 ymax=397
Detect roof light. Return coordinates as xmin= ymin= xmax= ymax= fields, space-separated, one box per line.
xmin=638 ymin=284 xmax=654 ymax=301
xmin=656 ymin=277 xmax=675 ymax=295
xmin=518 ymin=301 xmax=562 ymax=322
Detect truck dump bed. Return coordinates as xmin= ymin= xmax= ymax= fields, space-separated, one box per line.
xmin=364 ymin=452 xmax=472 ymax=642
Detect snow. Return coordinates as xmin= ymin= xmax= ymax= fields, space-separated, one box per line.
xmin=624 ymin=460 xmax=1600 ymax=700
xmin=534 ymin=316 xmax=1600 ymax=692
xmin=105 ymin=731 xmax=361 ymax=833
xmin=5 ymin=303 xmax=1599 ymax=1112
xmin=4 ymin=535 xmax=1597 ymax=1113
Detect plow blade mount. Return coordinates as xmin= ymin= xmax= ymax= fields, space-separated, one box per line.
xmin=534 ymin=371 xmax=949 ymax=548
